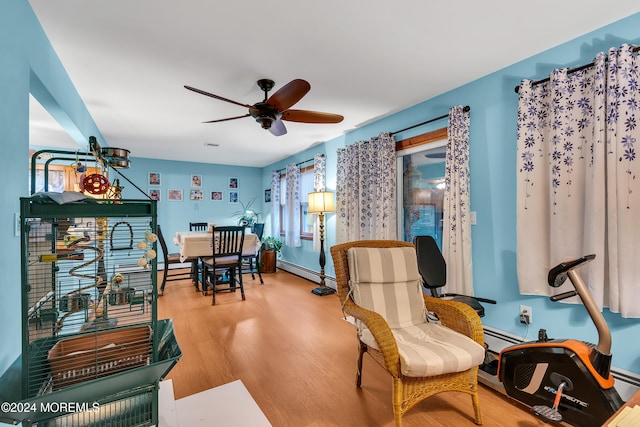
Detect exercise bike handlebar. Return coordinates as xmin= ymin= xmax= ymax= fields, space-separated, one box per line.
xmin=547 ymin=254 xmax=612 ymax=355
xmin=547 ymin=254 xmax=596 ymax=288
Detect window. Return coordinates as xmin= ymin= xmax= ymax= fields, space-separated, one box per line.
xmin=395 ymin=128 xmax=447 ymax=248
xmin=29 ymin=164 xmax=101 ymax=193
xmin=279 ymin=166 xmax=315 ymax=239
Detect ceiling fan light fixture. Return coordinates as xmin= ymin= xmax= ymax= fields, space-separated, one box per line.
xmin=256 ymin=115 xmax=274 ymax=129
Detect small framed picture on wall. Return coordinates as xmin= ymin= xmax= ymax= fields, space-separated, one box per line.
xmin=211 ymin=191 xmax=223 ymax=201
xmin=168 ymin=189 xmax=183 ymax=201
xmin=149 ymin=172 xmax=161 ymax=186
xmin=229 ymin=177 xmax=238 ymax=189
xmin=265 ymin=189 xmax=271 ymax=203
xmin=191 ymin=174 xmax=202 ymax=188
xmin=149 ymin=188 xmax=161 ymax=201
xmin=229 ymin=191 xmax=239 ymax=203
xmin=190 ymin=189 xmax=203 ymax=200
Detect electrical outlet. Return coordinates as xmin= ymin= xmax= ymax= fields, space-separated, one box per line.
xmin=520 ymin=305 xmax=532 ymax=324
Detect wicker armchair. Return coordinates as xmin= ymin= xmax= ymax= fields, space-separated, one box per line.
xmin=330 ymin=240 xmax=484 ymax=426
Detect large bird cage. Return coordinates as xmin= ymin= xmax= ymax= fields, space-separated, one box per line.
xmin=0 ymin=197 xmax=181 ymax=427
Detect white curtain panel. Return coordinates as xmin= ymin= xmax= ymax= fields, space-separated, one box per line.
xmin=516 ymin=44 xmax=640 ymax=317
xmin=270 ymin=171 xmax=281 ymax=239
xmin=285 ymin=163 xmax=301 ymax=247
xmin=336 ymin=132 xmax=397 ymax=243
xmin=442 ymin=106 xmax=474 ymax=296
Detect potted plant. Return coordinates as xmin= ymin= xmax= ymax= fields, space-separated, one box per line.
xmin=259 ymin=236 xmax=283 ymax=273
xmin=232 ymin=197 xmax=261 ymax=227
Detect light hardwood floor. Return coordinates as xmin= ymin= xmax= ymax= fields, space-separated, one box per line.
xmin=158 ymin=269 xmax=547 ymax=427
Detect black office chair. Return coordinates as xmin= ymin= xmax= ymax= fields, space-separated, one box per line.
xmin=157 ymin=225 xmax=192 ymax=295
xmin=201 ymin=226 xmax=246 ymax=305
xmin=241 ymin=223 xmax=264 ymax=284
xmin=413 ymin=235 xmax=496 ymax=317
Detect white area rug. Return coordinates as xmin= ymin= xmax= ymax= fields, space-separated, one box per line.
xmin=160 ymin=379 xmax=271 ymax=427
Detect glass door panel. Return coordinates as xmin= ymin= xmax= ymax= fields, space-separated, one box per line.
xmin=397 ymin=142 xmax=446 ymax=248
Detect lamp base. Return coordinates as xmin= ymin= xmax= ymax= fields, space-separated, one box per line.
xmin=311 ymin=286 xmax=336 ymax=296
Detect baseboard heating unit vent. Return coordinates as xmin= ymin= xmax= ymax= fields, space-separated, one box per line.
xmin=276 ymin=260 xmax=337 ymax=290
xmin=482 ymin=326 xmax=640 ymax=401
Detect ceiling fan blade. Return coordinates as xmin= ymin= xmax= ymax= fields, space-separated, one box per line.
xmin=184 ymin=85 xmax=253 ymax=109
xmin=281 ymin=109 xmax=344 ymax=124
xmin=266 ymin=79 xmax=311 ymax=111
xmin=203 ymin=114 xmax=250 ymax=123
xmin=269 ymin=119 xmax=287 ymax=136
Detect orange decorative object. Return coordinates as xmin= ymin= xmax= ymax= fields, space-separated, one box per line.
xmin=83 ymin=174 xmax=110 ymax=195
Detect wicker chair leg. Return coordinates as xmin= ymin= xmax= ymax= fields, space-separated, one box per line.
xmin=356 ymin=341 xmax=366 ymax=387
xmin=392 ymin=377 xmax=404 ymax=427
xmin=471 ymin=390 xmax=483 ymax=425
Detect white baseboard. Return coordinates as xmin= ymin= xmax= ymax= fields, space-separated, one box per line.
xmin=276 ymin=260 xmax=337 ymax=289
xmin=483 ymin=325 xmax=640 ymax=401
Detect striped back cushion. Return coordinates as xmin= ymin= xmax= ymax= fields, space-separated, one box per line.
xmin=347 ymin=247 xmax=425 ymax=329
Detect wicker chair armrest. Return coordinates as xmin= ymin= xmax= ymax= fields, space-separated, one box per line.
xmin=423 ymin=295 xmax=484 ymax=347
xmin=343 ymin=298 xmax=401 ymax=376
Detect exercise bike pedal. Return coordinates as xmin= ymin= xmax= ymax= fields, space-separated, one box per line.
xmin=532 ymin=405 xmax=562 ymax=423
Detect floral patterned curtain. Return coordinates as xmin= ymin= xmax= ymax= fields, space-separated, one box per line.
xmin=516 ymin=44 xmax=640 ymax=317
xmin=442 ymin=106 xmax=474 ymax=296
xmin=336 ymin=132 xmax=396 ymax=243
xmin=285 ymin=163 xmax=301 ymax=247
xmin=270 ymin=171 xmax=280 ymax=239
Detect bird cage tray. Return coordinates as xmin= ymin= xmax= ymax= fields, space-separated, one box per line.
xmin=47 ymin=325 xmax=151 ymax=389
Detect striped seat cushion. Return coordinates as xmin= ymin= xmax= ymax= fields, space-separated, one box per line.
xmin=359 ymin=323 xmax=485 ymax=376
xmin=347 ymin=247 xmax=426 ymax=329
xmin=348 ymin=246 xmax=484 ymax=377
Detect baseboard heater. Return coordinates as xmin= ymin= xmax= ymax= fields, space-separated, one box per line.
xmin=482 ymin=326 xmax=640 ymax=401
xmin=276 ymin=260 xmax=337 ymax=289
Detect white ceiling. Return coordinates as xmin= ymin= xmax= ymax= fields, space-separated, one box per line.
xmin=28 ymin=1 xmax=640 ymax=167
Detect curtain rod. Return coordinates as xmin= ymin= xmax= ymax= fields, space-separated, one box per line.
xmin=275 ymin=155 xmax=323 ymax=174
xmin=390 ymin=105 xmax=470 ymax=136
xmin=514 ymin=45 xmax=640 ymax=93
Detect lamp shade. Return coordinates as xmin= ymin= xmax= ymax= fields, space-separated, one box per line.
xmin=307 ymin=191 xmax=335 ymax=213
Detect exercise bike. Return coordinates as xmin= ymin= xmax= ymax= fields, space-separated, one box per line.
xmin=498 ymin=254 xmax=624 ymax=426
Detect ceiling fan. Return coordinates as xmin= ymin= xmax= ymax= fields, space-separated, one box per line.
xmin=184 ymin=79 xmax=344 ymax=136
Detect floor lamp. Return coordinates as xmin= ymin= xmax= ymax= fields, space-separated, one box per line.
xmin=308 ymin=191 xmax=336 ymax=296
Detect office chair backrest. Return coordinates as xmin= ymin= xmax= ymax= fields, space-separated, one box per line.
xmin=413 ymin=235 xmax=446 ymax=292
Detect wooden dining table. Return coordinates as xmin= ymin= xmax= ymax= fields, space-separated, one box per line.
xmin=173 ymin=230 xmax=261 ymax=289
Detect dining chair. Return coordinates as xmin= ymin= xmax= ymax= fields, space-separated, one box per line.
xmin=188 ymin=222 xmax=209 ymax=284
xmin=157 ymin=225 xmax=193 ymax=295
xmin=241 ymin=223 xmax=265 ymax=284
xmin=330 ymin=240 xmax=485 ymax=426
xmin=201 ymin=226 xmax=245 ymax=305
xmin=189 ymin=222 xmax=208 ymax=231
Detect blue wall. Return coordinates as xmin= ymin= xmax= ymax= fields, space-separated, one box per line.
xmin=265 ymin=13 xmax=640 ymax=374
xmin=121 ymin=157 xmax=263 ymax=258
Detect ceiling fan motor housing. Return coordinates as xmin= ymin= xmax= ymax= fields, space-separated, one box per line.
xmin=250 ymin=102 xmax=281 ymax=129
